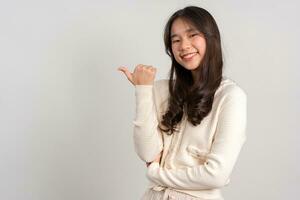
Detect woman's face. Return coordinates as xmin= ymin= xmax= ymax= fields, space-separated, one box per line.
xmin=170 ymin=18 xmax=206 ymax=72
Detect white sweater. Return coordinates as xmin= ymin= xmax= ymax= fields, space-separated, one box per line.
xmin=133 ymin=77 xmax=247 ymax=199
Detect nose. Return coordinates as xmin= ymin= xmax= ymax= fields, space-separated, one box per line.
xmin=180 ymin=37 xmax=191 ymax=50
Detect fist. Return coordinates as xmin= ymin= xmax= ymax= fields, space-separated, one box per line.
xmin=118 ymin=64 xmax=157 ymax=86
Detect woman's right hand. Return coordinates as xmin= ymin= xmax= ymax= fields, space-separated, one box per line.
xmin=117 ymin=64 xmax=157 ymax=86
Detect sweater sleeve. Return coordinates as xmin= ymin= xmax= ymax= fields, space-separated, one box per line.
xmin=133 ymin=84 xmax=163 ymax=163
xmin=146 ymin=87 xmax=247 ymax=190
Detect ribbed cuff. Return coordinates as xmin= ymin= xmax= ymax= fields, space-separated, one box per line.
xmin=135 ymin=85 xmax=153 ymax=98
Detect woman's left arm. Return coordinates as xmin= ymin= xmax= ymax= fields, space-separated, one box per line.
xmin=147 ymin=87 xmax=247 ymax=190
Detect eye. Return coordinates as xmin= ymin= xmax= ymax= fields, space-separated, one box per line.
xmin=172 ymin=40 xmax=180 ymax=44
xmin=190 ymin=33 xmax=199 ymax=37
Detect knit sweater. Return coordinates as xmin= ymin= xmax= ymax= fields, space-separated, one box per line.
xmin=133 ymin=77 xmax=247 ymax=199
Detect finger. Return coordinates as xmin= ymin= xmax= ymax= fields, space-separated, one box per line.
xmin=118 ymin=66 xmax=133 ymax=82
xmin=145 ymin=66 xmax=156 ymax=72
xmin=134 ymin=64 xmax=144 ymax=72
xmin=146 ymin=162 xmax=151 ymax=167
xmin=117 ymin=66 xmax=128 ymax=72
xmin=147 ymin=67 xmax=156 ymax=74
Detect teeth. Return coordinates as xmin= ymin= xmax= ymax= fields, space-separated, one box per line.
xmin=182 ymin=52 xmax=196 ymax=59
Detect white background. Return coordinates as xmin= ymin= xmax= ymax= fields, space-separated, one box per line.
xmin=0 ymin=0 xmax=299 ymax=199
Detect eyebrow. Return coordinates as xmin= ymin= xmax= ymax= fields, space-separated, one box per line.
xmin=170 ymin=28 xmax=198 ymax=39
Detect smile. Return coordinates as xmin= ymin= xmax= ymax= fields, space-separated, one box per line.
xmin=181 ymin=52 xmax=198 ymax=60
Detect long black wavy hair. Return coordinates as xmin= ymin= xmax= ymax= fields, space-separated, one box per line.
xmin=158 ymin=6 xmax=223 ymax=135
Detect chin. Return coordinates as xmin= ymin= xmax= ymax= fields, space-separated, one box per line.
xmin=181 ymin=64 xmax=200 ymax=71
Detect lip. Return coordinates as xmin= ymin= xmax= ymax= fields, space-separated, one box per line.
xmin=181 ymin=52 xmax=198 ymax=60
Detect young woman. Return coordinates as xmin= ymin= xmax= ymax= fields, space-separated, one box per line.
xmin=118 ymin=6 xmax=247 ymax=200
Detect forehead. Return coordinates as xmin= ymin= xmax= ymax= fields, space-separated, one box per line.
xmin=170 ymin=18 xmax=197 ymax=37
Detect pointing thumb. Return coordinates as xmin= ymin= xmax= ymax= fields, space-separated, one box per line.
xmin=118 ymin=66 xmax=134 ymax=85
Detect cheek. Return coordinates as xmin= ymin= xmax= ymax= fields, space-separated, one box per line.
xmin=195 ymin=38 xmax=206 ymax=53
xmin=198 ymin=43 xmax=206 ymax=54
xmin=171 ymin=45 xmax=176 ymax=54
xmin=171 ymin=45 xmax=180 ymax=57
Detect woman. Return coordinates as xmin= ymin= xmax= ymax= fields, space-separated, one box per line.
xmin=118 ymin=6 xmax=247 ymax=200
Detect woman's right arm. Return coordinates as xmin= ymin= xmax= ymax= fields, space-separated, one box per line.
xmin=118 ymin=65 xmax=163 ymax=163
xmin=133 ymin=84 xmax=163 ymax=162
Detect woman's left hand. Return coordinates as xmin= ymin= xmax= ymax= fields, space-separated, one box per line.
xmin=146 ymin=152 xmax=162 ymax=167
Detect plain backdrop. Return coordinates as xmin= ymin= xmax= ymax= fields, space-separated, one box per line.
xmin=0 ymin=0 xmax=299 ymax=199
